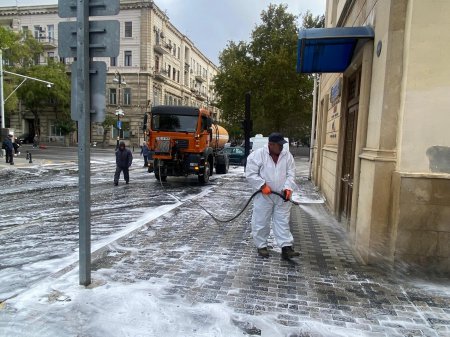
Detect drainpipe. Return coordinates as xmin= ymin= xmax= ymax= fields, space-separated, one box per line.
xmin=308 ymin=74 xmax=318 ymax=180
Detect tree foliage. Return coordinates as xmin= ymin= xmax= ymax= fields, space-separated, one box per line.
xmin=1 ymin=27 xmax=45 ymax=117
xmin=16 ymin=61 xmax=72 ymax=133
xmin=214 ymin=5 xmax=324 ymax=142
xmin=101 ymin=114 xmax=117 ymax=147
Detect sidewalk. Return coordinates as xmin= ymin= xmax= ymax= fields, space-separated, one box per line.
xmin=0 ymin=151 xmax=42 ymax=169
xmin=1 ymin=158 xmax=449 ymax=337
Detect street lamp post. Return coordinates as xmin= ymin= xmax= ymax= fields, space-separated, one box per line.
xmin=0 ymin=50 xmax=54 ymax=129
xmin=113 ymin=71 xmax=126 ymax=148
xmin=115 ymin=107 xmax=124 ymax=148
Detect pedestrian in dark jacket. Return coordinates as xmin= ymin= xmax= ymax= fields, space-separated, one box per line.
xmin=13 ymin=137 xmax=20 ymax=155
xmin=140 ymin=142 xmax=149 ymax=167
xmin=2 ymin=134 xmax=14 ymax=165
xmin=114 ymin=141 xmax=133 ymax=185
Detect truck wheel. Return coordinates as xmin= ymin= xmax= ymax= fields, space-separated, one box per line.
xmin=216 ymin=163 xmax=224 ymax=174
xmin=216 ymin=163 xmax=228 ymax=174
xmin=198 ymin=162 xmax=210 ymax=184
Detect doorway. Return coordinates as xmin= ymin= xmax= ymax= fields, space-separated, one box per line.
xmin=25 ymin=119 xmax=36 ymax=143
xmin=339 ymin=70 xmax=361 ymax=226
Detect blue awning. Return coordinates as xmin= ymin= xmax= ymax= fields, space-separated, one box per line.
xmin=297 ymin=27 xmax=375 ymax=73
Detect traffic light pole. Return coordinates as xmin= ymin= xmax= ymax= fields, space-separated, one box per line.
xmin=77 ymin=0 xmax=91 ymax=286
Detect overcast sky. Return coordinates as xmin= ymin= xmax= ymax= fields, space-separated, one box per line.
xmin=0 ymin=0 xmax=325 ymax=65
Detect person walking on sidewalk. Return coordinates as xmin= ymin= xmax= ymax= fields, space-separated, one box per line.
xmin=140 ymin=141 xmax=149 ymax=167
xmin=245 ymin=132 xmax=299 ymax=259
xmin=2 ymin=134 xmax=15 ymax=165
xmin=114 ymin=141 xmax=133 ymax=186
xmin=13 ymin=136 xmax=20 ymax=156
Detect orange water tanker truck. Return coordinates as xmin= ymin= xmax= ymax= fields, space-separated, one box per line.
xmin=144 ymin=105 xmax=229 ymax=184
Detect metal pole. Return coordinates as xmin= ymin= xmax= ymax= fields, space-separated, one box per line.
xmin=0 ymin=50 xmax=5 ymax=129
xmin=77 ymin=0 xmax=91 ymax=286
xmin=308 ymin=74 xmax=318 ymax=181
xmin=244 ymin=92 xmax=251 ymax=159
xmin=116 ymin=74 xmax=121 ymax=148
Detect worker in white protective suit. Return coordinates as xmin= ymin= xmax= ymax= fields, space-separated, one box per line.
xmin=245 ymin=132 xmax=299 ymax=259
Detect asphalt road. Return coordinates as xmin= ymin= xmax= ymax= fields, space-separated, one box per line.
xmin=0 ymin=146 xmax=241 ymax=300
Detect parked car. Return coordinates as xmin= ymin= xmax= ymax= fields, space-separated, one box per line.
xmin=223 ymin=146 xmax=246 ymax=165
xmin=19 ymin=133 xmax=33 ymax=144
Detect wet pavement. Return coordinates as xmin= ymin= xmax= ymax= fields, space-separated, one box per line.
xmin=0 ymin=152 xmax=449 ymax=336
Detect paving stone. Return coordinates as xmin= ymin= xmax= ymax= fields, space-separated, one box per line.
xmin=85 ymin=158 xmax=449 ymax=336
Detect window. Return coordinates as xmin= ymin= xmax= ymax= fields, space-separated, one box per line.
xmin=124 ymin=51 xmax=132 ymax=66
xmin=123 ymin=88 xmax=131 ymax=105
xmin=154 ymin=55 xmax=159 ymax=71
xmin=124 ymin=22 xmax=132 ymax=38
xmin=167 ymin=65 xmax=171 ymax=76
xmin=34 ymin=25 xmax=40 ymax=39
xmin=112 ymin=121 xmax=130 ymax=139
xmin=177 ymin=70 xmax=180 ymax=83
xmin=152 ymin=114 xmax=198 ymax=132
xmin=49 ymin=122 xmax=62 ymax=136
xmin=172 ymin=68 xmax=176 ymax=81
xmin=22 ymin=26 xmax=28 ymax=33
xmin=177 ymin=47 xmax=180 ymax=59
xmin=109 ymin=88 xmax=117 ymax=105
xmin=153 ymin=89 xmax=160 ymax=106
xmin=47 ymin=24 xmax=54 ymax=42
xmin=172 ymin=43 xmax=176 ymax=56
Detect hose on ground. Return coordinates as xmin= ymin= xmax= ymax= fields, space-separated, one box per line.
xmin=198 ymin=190 xmax=300 ymax=224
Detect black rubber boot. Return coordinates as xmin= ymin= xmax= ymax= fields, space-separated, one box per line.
xmin=257 ymin=247 xmax=269 ymax=258
xmin=281 ymin=246 xmax=300 ymax=259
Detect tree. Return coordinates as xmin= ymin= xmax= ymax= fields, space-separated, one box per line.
xmin=101 ymin=114 xmax=116 ymax=148
xmin=302 ymin=11 xmax=325 ymax=29
xmin=1 ymin=27 xmax=44 ymax=119
xmin=16 ymin=61 xmax=71 ymax=135
xmin=213 ymin=41 xmax=253 ymax=141
xmin=214 ymin=4 xmax=323 ymax=142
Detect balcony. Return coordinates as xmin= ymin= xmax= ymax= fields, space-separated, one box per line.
xmin=196 ymin=91 xmax=206 ymax=101
xmin=195 ymin=73 xmax=206 ymax=83
xmin=154 ymin=69 xmax=168 ymax=82
xmin=35 ymin=36 xmax=57 ymax=50
xmin=154 ymin=42 xmax=171 ymax=55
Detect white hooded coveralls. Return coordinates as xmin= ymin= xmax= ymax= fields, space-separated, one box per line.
xmin=245 ymin=146 xmax=297 ymax=248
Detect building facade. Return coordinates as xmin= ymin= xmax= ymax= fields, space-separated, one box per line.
xmin=301 ymin=0 xmax=450 ymax=273
xmin=0 ymin=0 xmax=221 ymax=146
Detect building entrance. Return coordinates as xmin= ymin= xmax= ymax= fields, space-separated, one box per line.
xmin=340 ymin=70 xmax=361 ymax=226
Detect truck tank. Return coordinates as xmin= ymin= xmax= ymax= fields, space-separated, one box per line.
xmin=211 ymin=124 xmax=229 ymax=149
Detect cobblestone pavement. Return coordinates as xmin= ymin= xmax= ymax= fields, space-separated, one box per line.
xmin=2 ymin=157 xmax=449 ymax=336
xmin=87 ymin=158 xmax=450 ymax=337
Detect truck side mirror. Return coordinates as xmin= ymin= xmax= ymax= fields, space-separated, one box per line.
xmin=143 ymin=114 xmax=148 ymax=131
xmin=208 ymin=127 xmax=213 ymax=141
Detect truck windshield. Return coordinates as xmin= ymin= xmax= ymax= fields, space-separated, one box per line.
xmin=152 ymin=114 xmax=198 ymax=132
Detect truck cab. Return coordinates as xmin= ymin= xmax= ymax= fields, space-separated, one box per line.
xmin=147 ymin=106 xmax=229 ymax=184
